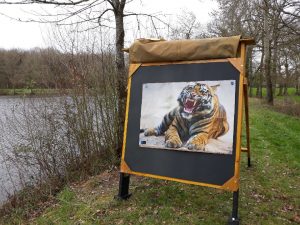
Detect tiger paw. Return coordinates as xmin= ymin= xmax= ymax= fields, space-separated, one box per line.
xmin=165 ymin=138 xmax=182 ymax=148
xmin=186 ymin=139 xmax=206 ymax=151
xmin=144 ymin=128 xmax=159 ymax=136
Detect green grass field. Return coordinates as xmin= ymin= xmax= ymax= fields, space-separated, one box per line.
xmin=1 ymin=99 xmax=300 ymax=225
xmin=251 ymin=87 xmax=300 ymax=103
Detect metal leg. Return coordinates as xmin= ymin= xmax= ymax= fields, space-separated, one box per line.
xmin=116 ymin=172 xmax=131 ymax=200
xmin=228 ymin=190 xmax=240 ymax=225
xmin=248 ymin=157 xmax=251 ymax=168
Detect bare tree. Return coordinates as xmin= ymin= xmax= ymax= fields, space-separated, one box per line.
xmin=0 ymin=0 xmax=167 ymax=156
xmin=208 ymin=0 xmax=300 ymax=104
xmin=262 ymin=0 xmax=273 ymax=104
xmin=170 ymin=10 xmax=202 ymax=40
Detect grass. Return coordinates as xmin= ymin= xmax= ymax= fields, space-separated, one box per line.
xmin=251 ymin=87 xmax=300 ymax=103
xmin=1 ymin=99 xmax=300 ymax=225
xmin=0 ymin=88 xmax=61 ymax=96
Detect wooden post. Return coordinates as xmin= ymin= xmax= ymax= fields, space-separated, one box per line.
xmin=228 ymin=38 xmax=255 ymax=225
xmin=239 ymin=39 xmax=255 ymax=167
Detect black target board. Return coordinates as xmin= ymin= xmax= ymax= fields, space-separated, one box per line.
xmin=121 ymin=60 xmax=244 ymax=191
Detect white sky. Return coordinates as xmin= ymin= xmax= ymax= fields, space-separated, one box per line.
xmin=0 ymin=0 xmax=218 ymax=50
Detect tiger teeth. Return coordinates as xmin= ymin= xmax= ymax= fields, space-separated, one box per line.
xmin=185 ymin=98 xmax=194 ymax=103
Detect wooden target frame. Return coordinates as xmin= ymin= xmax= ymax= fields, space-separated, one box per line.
xmin=117 ymin=38 xmax=254 ymax=225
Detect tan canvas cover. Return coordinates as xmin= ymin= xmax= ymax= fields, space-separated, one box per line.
xmin=129 ymin=35 xmax=241 ymax=63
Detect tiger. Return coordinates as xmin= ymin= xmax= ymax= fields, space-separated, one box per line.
xmin=144 ymin=82 xmax=229 ymax=151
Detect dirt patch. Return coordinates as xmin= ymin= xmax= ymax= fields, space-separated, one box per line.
xmin=274 ymin=98 xmax=300 ymax=117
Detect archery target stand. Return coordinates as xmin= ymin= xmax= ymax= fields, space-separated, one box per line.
xmin=117 ymin=36 xmax=255 ymax=225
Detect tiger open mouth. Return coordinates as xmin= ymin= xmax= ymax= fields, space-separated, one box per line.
xmin=183 ymin=98 xmax=199 ymax=114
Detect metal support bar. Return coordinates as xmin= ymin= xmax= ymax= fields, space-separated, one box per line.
xmin=116 ymin=172 xmax=131 ymax=200
xmin=228 ymin=190 xmax=240 ymax=225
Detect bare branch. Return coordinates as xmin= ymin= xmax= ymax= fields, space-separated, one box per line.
xmin=0 ymin=0 xmax=91 ymax=5
xmin=97 ymin=8 xmax=113 ymax=25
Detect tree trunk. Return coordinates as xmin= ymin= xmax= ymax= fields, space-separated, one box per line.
xmin=283 ymin=56 xmax=290 ymax=96
xmin=114 ymin=1 xmax=127 ymax=157
xmin=249 ymin=83 xmax=253 ymax=97
xmin=283 ymin=83 xmax=288 ymax=95
xmin=296 ymin=75 xmax=300 ymax=95
xmin=247 ymin=47 xmax=253 ymax=97
xmin=278 ymin=84 xmax=283 ymax=96
xmin=263 ymin=8 xmax=273 ymax=105
xmin=264 ymin=41 xmax=273 ymax=104
xmin=256 ymin=48 xmax=264 ymax=98
xmin=256 ymin=85 xmax=260 ymax=97
xmin=255 ymin=85 xmax=259 ymax=97
xmin=271 ymin=39 xmax=278 ymax=97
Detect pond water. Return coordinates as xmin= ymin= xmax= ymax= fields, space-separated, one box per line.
xmin=0 ymin=94 xmax=115 ymax=206
xmin=0 ymin=95 xmax=104 ymax=205
xmin=0 ymin=96 xmax=61 ymax=205
xmin=0 ymin=96 xmax=26 ymax=204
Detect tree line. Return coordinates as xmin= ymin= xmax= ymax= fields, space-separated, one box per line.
xmin=0 ymin=48 xmax=67 ymax=90
xmin=2 ymin=0 xmax=298 ymax=106
xmin=0 ymin=48 xmax=117 ymax=91
xmin=207 ymin=0 xmax=300 ymax=104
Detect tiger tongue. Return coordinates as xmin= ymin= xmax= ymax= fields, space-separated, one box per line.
xmin=184 ymin=99 xmax=195 ymax=113
xmin=185 ymin=99 xmax=194 ymax=108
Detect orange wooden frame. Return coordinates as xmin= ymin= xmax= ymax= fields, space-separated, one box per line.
xmin=120 ymin=39 xmax=254 ymax=192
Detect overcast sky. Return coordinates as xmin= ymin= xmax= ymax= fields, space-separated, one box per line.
xmin=0 ymin=0 xmax=218 ymax=50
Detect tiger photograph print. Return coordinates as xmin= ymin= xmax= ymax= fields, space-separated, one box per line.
xmin=139 ymin=81 xmax=236 ymax=154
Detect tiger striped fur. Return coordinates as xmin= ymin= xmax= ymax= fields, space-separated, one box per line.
xmin=144 ymin=82 xmax=229 ymax=151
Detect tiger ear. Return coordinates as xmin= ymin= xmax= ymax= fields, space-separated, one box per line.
xmin=210 ymin=84 xmax=220 ymax=93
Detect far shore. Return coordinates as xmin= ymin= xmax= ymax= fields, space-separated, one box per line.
xmin=0 ymin=88 xmax=69 ymax=97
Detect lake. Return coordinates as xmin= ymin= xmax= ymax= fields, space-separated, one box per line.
xmin=0 ymin=96 xmax=26 ymax=204
xmin=0 ymin=96 xmax=62 ymax=205
xmin=0 ymin=94 xmax=110 ymax=205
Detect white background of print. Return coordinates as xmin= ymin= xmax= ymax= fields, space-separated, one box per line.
xmin=139 ymin=80 xmax=236 ymax=154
